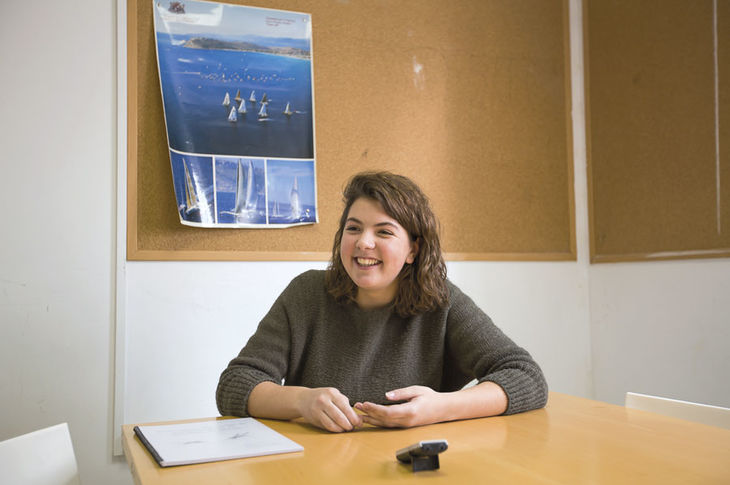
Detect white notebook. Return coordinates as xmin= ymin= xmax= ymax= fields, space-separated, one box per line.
xmin=134 ymin=418 xmax=303 ymax=467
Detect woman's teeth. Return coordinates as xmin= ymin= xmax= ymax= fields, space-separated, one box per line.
xmin=356 ymin=258 xmax=379 ymax=266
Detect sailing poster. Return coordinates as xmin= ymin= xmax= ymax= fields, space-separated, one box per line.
xmin=153 ymin=0 xmax=317 ymax=227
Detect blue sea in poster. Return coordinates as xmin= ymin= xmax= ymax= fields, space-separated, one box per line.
xmin=156 ymin=33 xmax=314 ymax=159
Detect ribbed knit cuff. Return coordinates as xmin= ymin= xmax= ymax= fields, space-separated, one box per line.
xmin=481 ymin=369 xmax=548 ymax=415
xmin=217 ymin=368 xmax=277 ymax=417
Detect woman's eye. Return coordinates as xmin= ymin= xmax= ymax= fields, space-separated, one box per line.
xmin=379 ymin=230 xmax=394 ymax=236
xmin=345 ymin=226 xmax=360 ymax=232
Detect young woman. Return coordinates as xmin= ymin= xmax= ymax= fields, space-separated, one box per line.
xmin=216 ymin=172 xmax=547 ymax=432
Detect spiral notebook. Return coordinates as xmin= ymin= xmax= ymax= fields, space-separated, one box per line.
xmin=133 ymin=417 xmax=303 ymax=467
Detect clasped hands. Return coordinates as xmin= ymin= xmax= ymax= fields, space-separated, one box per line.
xmin=297 ymin=385 xmax=443 ymax=433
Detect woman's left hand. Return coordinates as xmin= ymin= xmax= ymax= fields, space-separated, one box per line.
xmin=354 ymin=386 xmax=445 ymax=428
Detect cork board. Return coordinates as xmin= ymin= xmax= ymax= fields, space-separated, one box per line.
xmin=128 ymin=0 xmax=575 ymax=261
xmin=585 ymin=0 xmax=730 ymax=263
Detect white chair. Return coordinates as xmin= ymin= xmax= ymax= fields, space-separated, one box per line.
xmin=625 ymin=392 xmax=730 ymax=430
xmin=0 ymin=423 xmax=81 ymax=485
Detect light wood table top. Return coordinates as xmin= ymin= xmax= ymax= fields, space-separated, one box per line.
xmin=122 ymin=392 xmax=730 ymax=484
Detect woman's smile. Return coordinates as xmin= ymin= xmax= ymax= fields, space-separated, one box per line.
xmin=355 ymin=257 xmax=381 ymax=267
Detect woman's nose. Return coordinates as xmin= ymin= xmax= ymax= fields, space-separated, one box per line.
xmin=356 ymin=232 xmax=375 ymax=249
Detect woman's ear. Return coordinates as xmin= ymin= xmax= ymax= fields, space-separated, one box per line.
xmin=406 ymin=237 xmax=420 ymax=264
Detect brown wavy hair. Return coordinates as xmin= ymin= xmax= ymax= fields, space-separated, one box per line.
xmin=325 ymin=171 xmax=448 ymax=317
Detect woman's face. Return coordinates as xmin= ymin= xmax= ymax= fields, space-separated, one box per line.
xmin=340 ymin=197 xmax=418 ymax=309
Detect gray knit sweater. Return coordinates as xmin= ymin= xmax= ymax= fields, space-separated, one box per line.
xmin=216 ymin=270 xmax=548 ymax=417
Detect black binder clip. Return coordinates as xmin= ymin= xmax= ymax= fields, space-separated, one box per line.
xmin=396 ymin=440 xmax=448 ymax=472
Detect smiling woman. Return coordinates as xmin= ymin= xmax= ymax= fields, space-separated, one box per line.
xmin=216 ymin=172 xmax=548 ymax=432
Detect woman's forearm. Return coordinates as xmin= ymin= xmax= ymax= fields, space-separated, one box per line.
xmin=355 ymin=381 xmax=508 ymax=428
xmin=248 ymin=381 xmax=363 ymax=432
xmin=247 ymin=381 xmax=307 ymax=420
xmin=440 ymin=381 xmax=508 ymax=421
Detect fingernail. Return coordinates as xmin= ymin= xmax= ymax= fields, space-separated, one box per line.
xmin=386 ymin=392 xmax=394 ymax=398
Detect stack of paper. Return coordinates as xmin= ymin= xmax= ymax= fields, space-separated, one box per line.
xmin=134 ymin=418 xmax=303 ymax=467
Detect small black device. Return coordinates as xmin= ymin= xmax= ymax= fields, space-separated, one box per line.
xmin=395 ymin=440 xmax=448 ymax=472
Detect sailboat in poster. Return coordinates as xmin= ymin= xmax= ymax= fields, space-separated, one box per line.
xmin=182 ymin=158 xmax=200 ymax=215
xmin=258 ymin=102 xmax=269 ymax=120
xmin=221 ymin=159 xmax=257 ymax=222
xmin=227 ymin=106 xmax=237 ymax=122
xmin=290 ymin=176 xmax=301 ymax=220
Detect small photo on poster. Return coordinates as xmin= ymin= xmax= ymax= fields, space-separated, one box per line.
xmin=266 ymin=160 xmax=317 ymax=225
xmin=215 ymin=157 xmax=266 ymax=225
xmin=169 ymin=151 xmax=215 ymax=225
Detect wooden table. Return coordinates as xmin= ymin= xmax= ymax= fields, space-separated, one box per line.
xmin=122 ymin=392 xmax=730 ymax=484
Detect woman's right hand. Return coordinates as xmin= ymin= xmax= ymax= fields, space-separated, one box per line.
xmin=295 ymin=387 xmax=362 ymax=432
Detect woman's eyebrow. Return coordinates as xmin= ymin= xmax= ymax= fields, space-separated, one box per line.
xmin=346 ymin=217 xmax=398 ymax=228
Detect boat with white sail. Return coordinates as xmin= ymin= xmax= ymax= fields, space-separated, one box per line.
xmin=290 ymin=177 xmax=301 ymax=220
xmin=221 ymin=159 xmax=258 ymax=222
xmin=258 ymin=103 xmax=269 ymax=120
xmin=182 ymin=158 xmax=200 ymax=215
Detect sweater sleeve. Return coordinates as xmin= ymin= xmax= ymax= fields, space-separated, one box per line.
xmin=445 ymin=283 xmax=548 ymax=415
xmin=215 ymin=283 xmax=294 ymax=417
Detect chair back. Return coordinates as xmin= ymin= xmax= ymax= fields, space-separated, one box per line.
xmin=626 ymin=392 xmax=730 ymax=430
xmin=0 ymin=423 xmax=81 ymax=485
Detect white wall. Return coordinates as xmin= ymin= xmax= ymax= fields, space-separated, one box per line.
xmin=0 ymin=0 xmax=131 ymax=484
xmin=123 ymin=261 xmax=327 ymax=424
xmin=590 ymin=259 xmax=730 ymax=407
